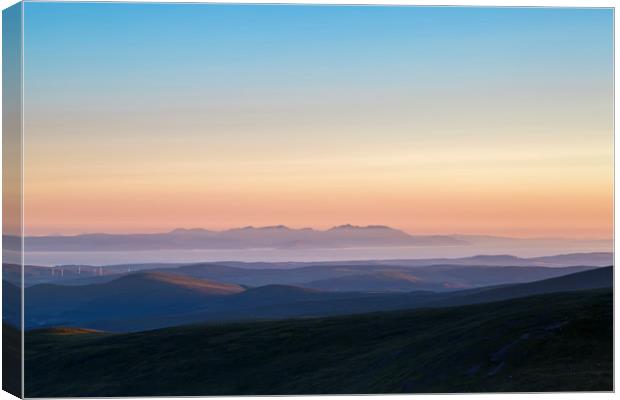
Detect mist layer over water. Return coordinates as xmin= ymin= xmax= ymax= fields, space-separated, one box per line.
xmin=20 ymin=241 xmax=613 ymax=266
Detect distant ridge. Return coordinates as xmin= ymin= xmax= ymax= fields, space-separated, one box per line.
xmin=12 ymin=225 xmax=611 ymax=255
xmin=19 ymin=225 xmax=467 ymax=252
xmin=12 ymin=251 xmax=613 ymax=288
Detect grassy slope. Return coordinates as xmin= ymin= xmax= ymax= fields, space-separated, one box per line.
xmin=25 ymin=289 xmax=612 ymax=397
xmin=3 ymin=323 xmax=22 ymax=397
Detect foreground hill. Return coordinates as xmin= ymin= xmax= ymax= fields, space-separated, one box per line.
xmin=3 ymin=323 xmax=21 ymax=397
xmin=25 ymin=289 xmax=612 ymax=396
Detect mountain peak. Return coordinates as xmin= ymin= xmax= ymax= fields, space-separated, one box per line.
xmin=234 ymin=225 xmax=292 ymax=231
xmin=329 ymin=224 xmax=394 ymax=231
xmin=258 ymin=225 xmax=291 ymax=230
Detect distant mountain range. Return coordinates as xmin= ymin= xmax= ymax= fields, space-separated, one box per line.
xmin=17 ymin=225 xmax=464 ymax=251
xmin=7 ymin=225 xmax=612 ymax=253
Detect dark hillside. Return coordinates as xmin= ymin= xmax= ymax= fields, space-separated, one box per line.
xmin=25 ymin=289 xmax=612 ymax=396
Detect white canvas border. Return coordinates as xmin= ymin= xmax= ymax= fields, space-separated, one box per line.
xmin=0 ymin=1 xmax=615 ymax=400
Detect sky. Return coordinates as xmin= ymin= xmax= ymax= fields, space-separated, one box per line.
xmin=22 ymin=3 xmax=613 ymax=238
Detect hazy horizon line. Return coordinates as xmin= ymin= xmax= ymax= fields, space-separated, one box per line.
xmin=20 ymin=224 xmax=614 ymax=241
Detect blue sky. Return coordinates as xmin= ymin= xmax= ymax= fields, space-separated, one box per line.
xmin=21 ymin=3 xmax=614 ymax=237
xmin=24 ymin=4 xmax=612 ymax=102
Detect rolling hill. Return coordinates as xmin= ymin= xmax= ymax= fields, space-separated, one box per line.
xmin=24 ymin=266 xmax=612 ymax=332
xmin=24 ymin=289 xmax=613 ymax=396
xmin=302 ymin=271 xmax=447 ymax=291
xmin=14 ymin=252 xmax=612 ymax=287
xmin=155 ymin=262 xmax=598 ymax=289
xmin=431 ymin=266 xmax=614 ymax=307
xmin=297 ymin=264 xmax=598 ymax=292
xmin=24 ymin=272 xmax=243 ymax=329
